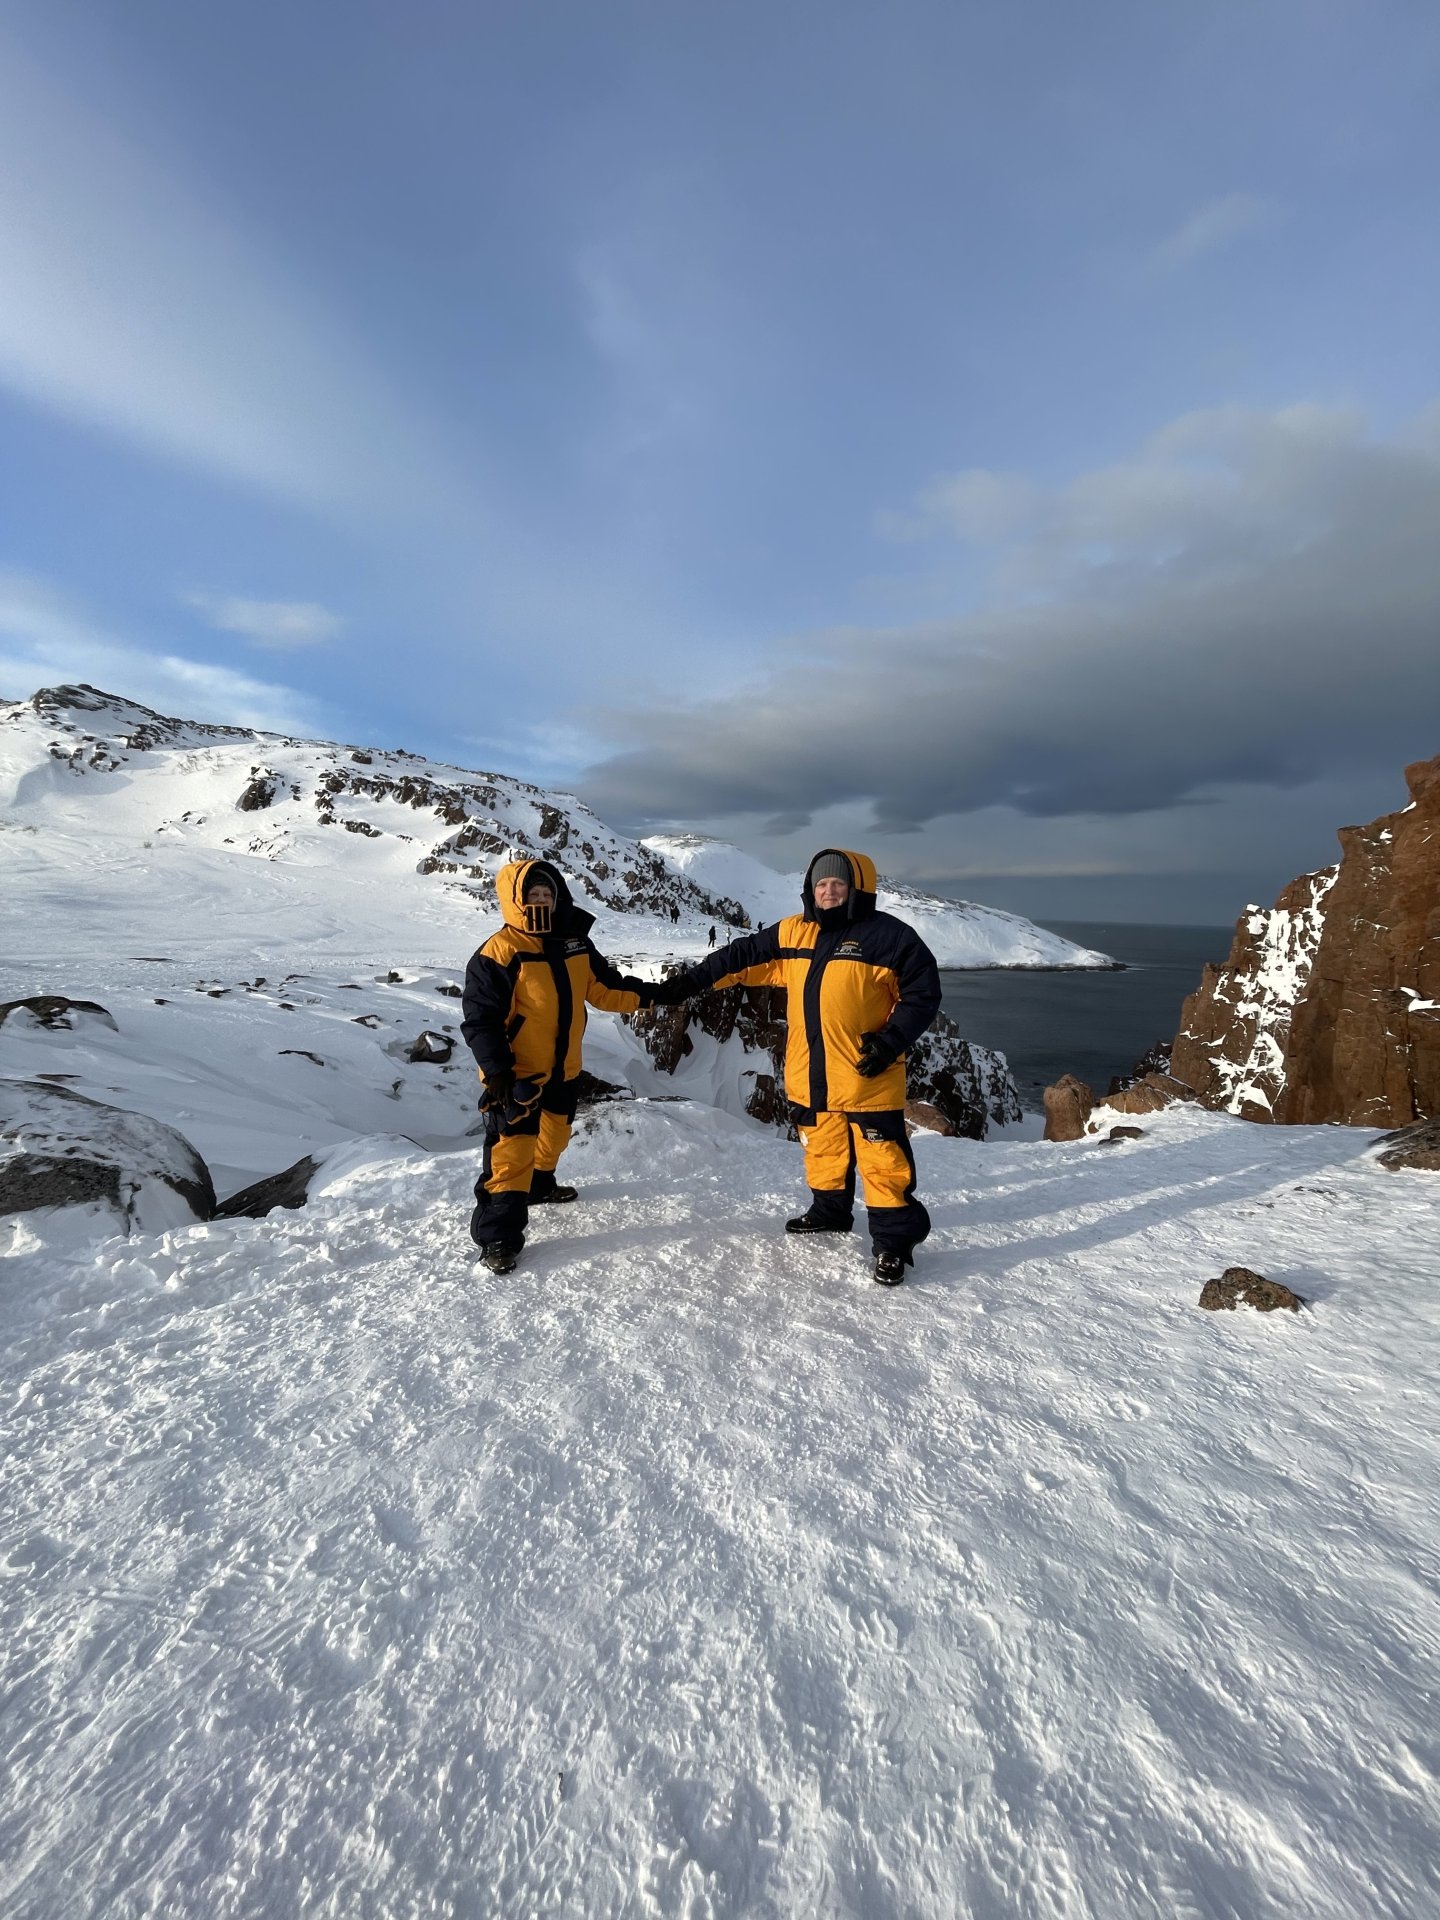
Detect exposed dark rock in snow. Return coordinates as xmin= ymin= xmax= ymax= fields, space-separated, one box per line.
xmin=906 ymin=1014 xmax=1022 ymax=1139
xmin=0 ymin=996 xmax=118 ymax=1033
xmin=215 ymin=1156 xmax=322 ymax=1219
xmin=237 ymin=770 xmax=279 ymax=811
xmin=1373 ymin=1119 xmax=1440 ymax=1172
xmin=905 ymin=1099 xmax=959 ymax=1137
xmin=1043 ymin=1075 xmax=1094 ymax=1142
xmin=0 ymin=1079 xmax=215 ymax=1231
xmin=1107 ymin=1040 xmax=1173 ymax=1097
xmin=1103 ymin=1125 xmax=1145 ymax=1143
xmin=1170 ymin=753 xmax=1440 ymax=1127
xmin=573 ymin=1070 xmax=631 ymax=1106
xmin=1198 ymin=1267 xmax=1306 ymax=1313
xmin=407 ymin=1031 xmax=454 ymax=1064
xmin=627 ymin=994 xmax=1018 ymax=1138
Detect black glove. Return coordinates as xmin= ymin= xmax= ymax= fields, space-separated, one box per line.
xmin=480 ymin=1067 xmax=515 ymax=1111
xmin=856 ymin=1030 xmax=900 ymax=1078
xmin=505 ymin=1077 xmax=544 ymax=1124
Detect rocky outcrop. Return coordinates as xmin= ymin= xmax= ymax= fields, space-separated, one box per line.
xmin=1170 ymin=755 xmax=1440 ymax=1127
xmin=1198 ymin=1267 xmax=1306 ymax=1314
xmin=1 ymin=1080 xmax=215 ymax=1233
xmin=215 ymin=1155 xmax=321 ymax=1219
xmin=906 ymin=1014 xmax=1022 ymax=1138
xmin=1170 ymin=867 xmax=1337 ymax=1121
xmin=626 ymin=995 xmax=1020 ymax=1138
xmin=1043 ymin=1075 xmax=1094 ymax=1142
xmin=1373 ymin=1119 xmax=1440 ymax=1172
xmin=0 ymin=995 xmax=118 ymax=1033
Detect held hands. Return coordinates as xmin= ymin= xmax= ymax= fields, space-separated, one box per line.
xmin=857 ymin=1030 xmax=900 ymax=1078
xmin=641 ymin=971 xmax=700 ymax=1008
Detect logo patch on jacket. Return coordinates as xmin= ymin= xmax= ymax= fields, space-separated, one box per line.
xmin=565 ymin=939 xmax=586 ymax=954
xmin=860 ymin=1125 xmax=887 ymax=1141
xmin=837 ymin=940 xmax=863 ymax=956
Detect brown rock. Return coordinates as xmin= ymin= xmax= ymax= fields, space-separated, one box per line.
xmin=1169 ymin=753 xmax=1440 ymax=1129
xmin=1104 ymin=1072 xmax=1194 ymax=1116
xmin=1105 ymin=1125 xmax=1145 ymax=1142
xmin=905 ymin=1099 xmax=960 ymax=1137
xmin=1199 ymin=1267 xmax=1307 ymax=1313
xmin=407 ymin=1030 xmax=454 ymax=1064
xmin=1043 ymin=1074 xmax=1094 ymax=1142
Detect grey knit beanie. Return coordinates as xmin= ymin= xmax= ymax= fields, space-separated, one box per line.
xmin=809 ymin=852 xmax=852 ymax=886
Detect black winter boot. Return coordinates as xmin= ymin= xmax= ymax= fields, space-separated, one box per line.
xmin=478 ymin=1244 xmax=520 ymax=1276
xmin=785 ymin=1212 xmax=853 ymax=1235
xmin=529 ymin=1169 xmax=578 ymax=1204
xmin=873 ymin=1251 xmax=906 ymax=1286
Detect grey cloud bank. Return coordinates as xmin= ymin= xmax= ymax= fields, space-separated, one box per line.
xmin=580 ymin=405 xmax=1440 ymax=901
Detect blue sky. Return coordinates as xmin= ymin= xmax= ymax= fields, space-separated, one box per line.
xmin=2 ymin=0 xmax=1437 ymax=921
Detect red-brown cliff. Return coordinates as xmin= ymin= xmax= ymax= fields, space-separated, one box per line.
xmin=1170 ymin=755 xmax=1440 ymax=1127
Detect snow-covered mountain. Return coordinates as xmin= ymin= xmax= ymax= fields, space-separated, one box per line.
xmin=646 ymin=831 xmax=1115 ymax=969
xmin=0 ymin=685 xmax=1112 ymax=971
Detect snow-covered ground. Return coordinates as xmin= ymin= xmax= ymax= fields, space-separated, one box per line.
xmin=4 ymin=684 xmax=1438 ymax=1917
xmin=4 ymin=1098 xmax=1438 ymax=1918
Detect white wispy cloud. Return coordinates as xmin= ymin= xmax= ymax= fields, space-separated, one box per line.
xmin=188 ymin=595 xmax=343 ymax=649
xmin=0 ymin=27 xmax=455 ymax=520
xmin=1151 ymin=192 xmax=1280 ymax=269
xmin=0 ymin=573 xmax=328 ymax=736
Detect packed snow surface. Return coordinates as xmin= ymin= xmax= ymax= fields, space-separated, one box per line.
xmin=3 ymin=683 xmax=1436 ymax=1917
xmin=4 ymin=1097 xmax=1438 ymax=1919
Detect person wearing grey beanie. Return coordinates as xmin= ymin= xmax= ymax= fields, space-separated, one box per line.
xmin=647 ymin=847 xmax=942 ymax=1285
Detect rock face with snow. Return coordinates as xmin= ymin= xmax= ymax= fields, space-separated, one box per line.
xmin=1 ymin=1079 xmax=215 ymax=1233
xmin=627 ymin=992 xmax=1020 ymax=1138
xmin=1170 ymin=755 xmax=1440 ymax=1127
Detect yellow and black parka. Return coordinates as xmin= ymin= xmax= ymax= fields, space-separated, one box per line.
xmin=690 ymin=849 xmax=942 ymax=1114
xmin=461 ymin=860 xmax=646 ymax=1087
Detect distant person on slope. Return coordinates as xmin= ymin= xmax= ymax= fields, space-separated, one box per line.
xmin=651 ymin=850 xmax=941 ymax=1284
xmin=462 ymin=860 xmax=649 ymax=1276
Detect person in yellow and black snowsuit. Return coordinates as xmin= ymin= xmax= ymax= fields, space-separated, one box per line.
xmin=462 ymin=859 xmax=648 ymax=1274
xmin=652 ymin=849 xmax=942 ymax=1285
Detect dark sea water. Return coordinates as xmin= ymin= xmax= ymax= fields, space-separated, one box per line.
xmin=939 ymin=922 xmax=1235 ymax=1111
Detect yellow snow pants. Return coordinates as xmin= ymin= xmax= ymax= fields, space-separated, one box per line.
xmin=795 ymin=1108 xmax=931 ymax=1259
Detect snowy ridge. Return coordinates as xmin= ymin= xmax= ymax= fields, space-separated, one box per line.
xmin=645 ymin=833 xmax=1116 ymax=969
xmin=1 ymin=686 xmax=1108 ymax=972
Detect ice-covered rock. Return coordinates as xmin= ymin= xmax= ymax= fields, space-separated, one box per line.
xmin=0 ymin=1079 xmax=215 ymax=1235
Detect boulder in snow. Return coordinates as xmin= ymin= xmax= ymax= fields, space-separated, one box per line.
xmin=1198 ymin=1267 xmax=1306 ymax=1314
xmin=215 ymin=1156 xmax=323 ymax=1219
xmin=1373 ymin=1119 xmax=1440 ymax=1172
xmin=407 ymin=1030 xmax=454 ymax=1064
xmin=0 ymin=1079 xmax=215 ymax=1234
xmin=0 ymin=995 xmax=118 ymax=1033
xmin=1043 ymin=1075 xmax=1094 ymax=1142
xmin=1104 ymin=1073 xmax=1196 ymax=1117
